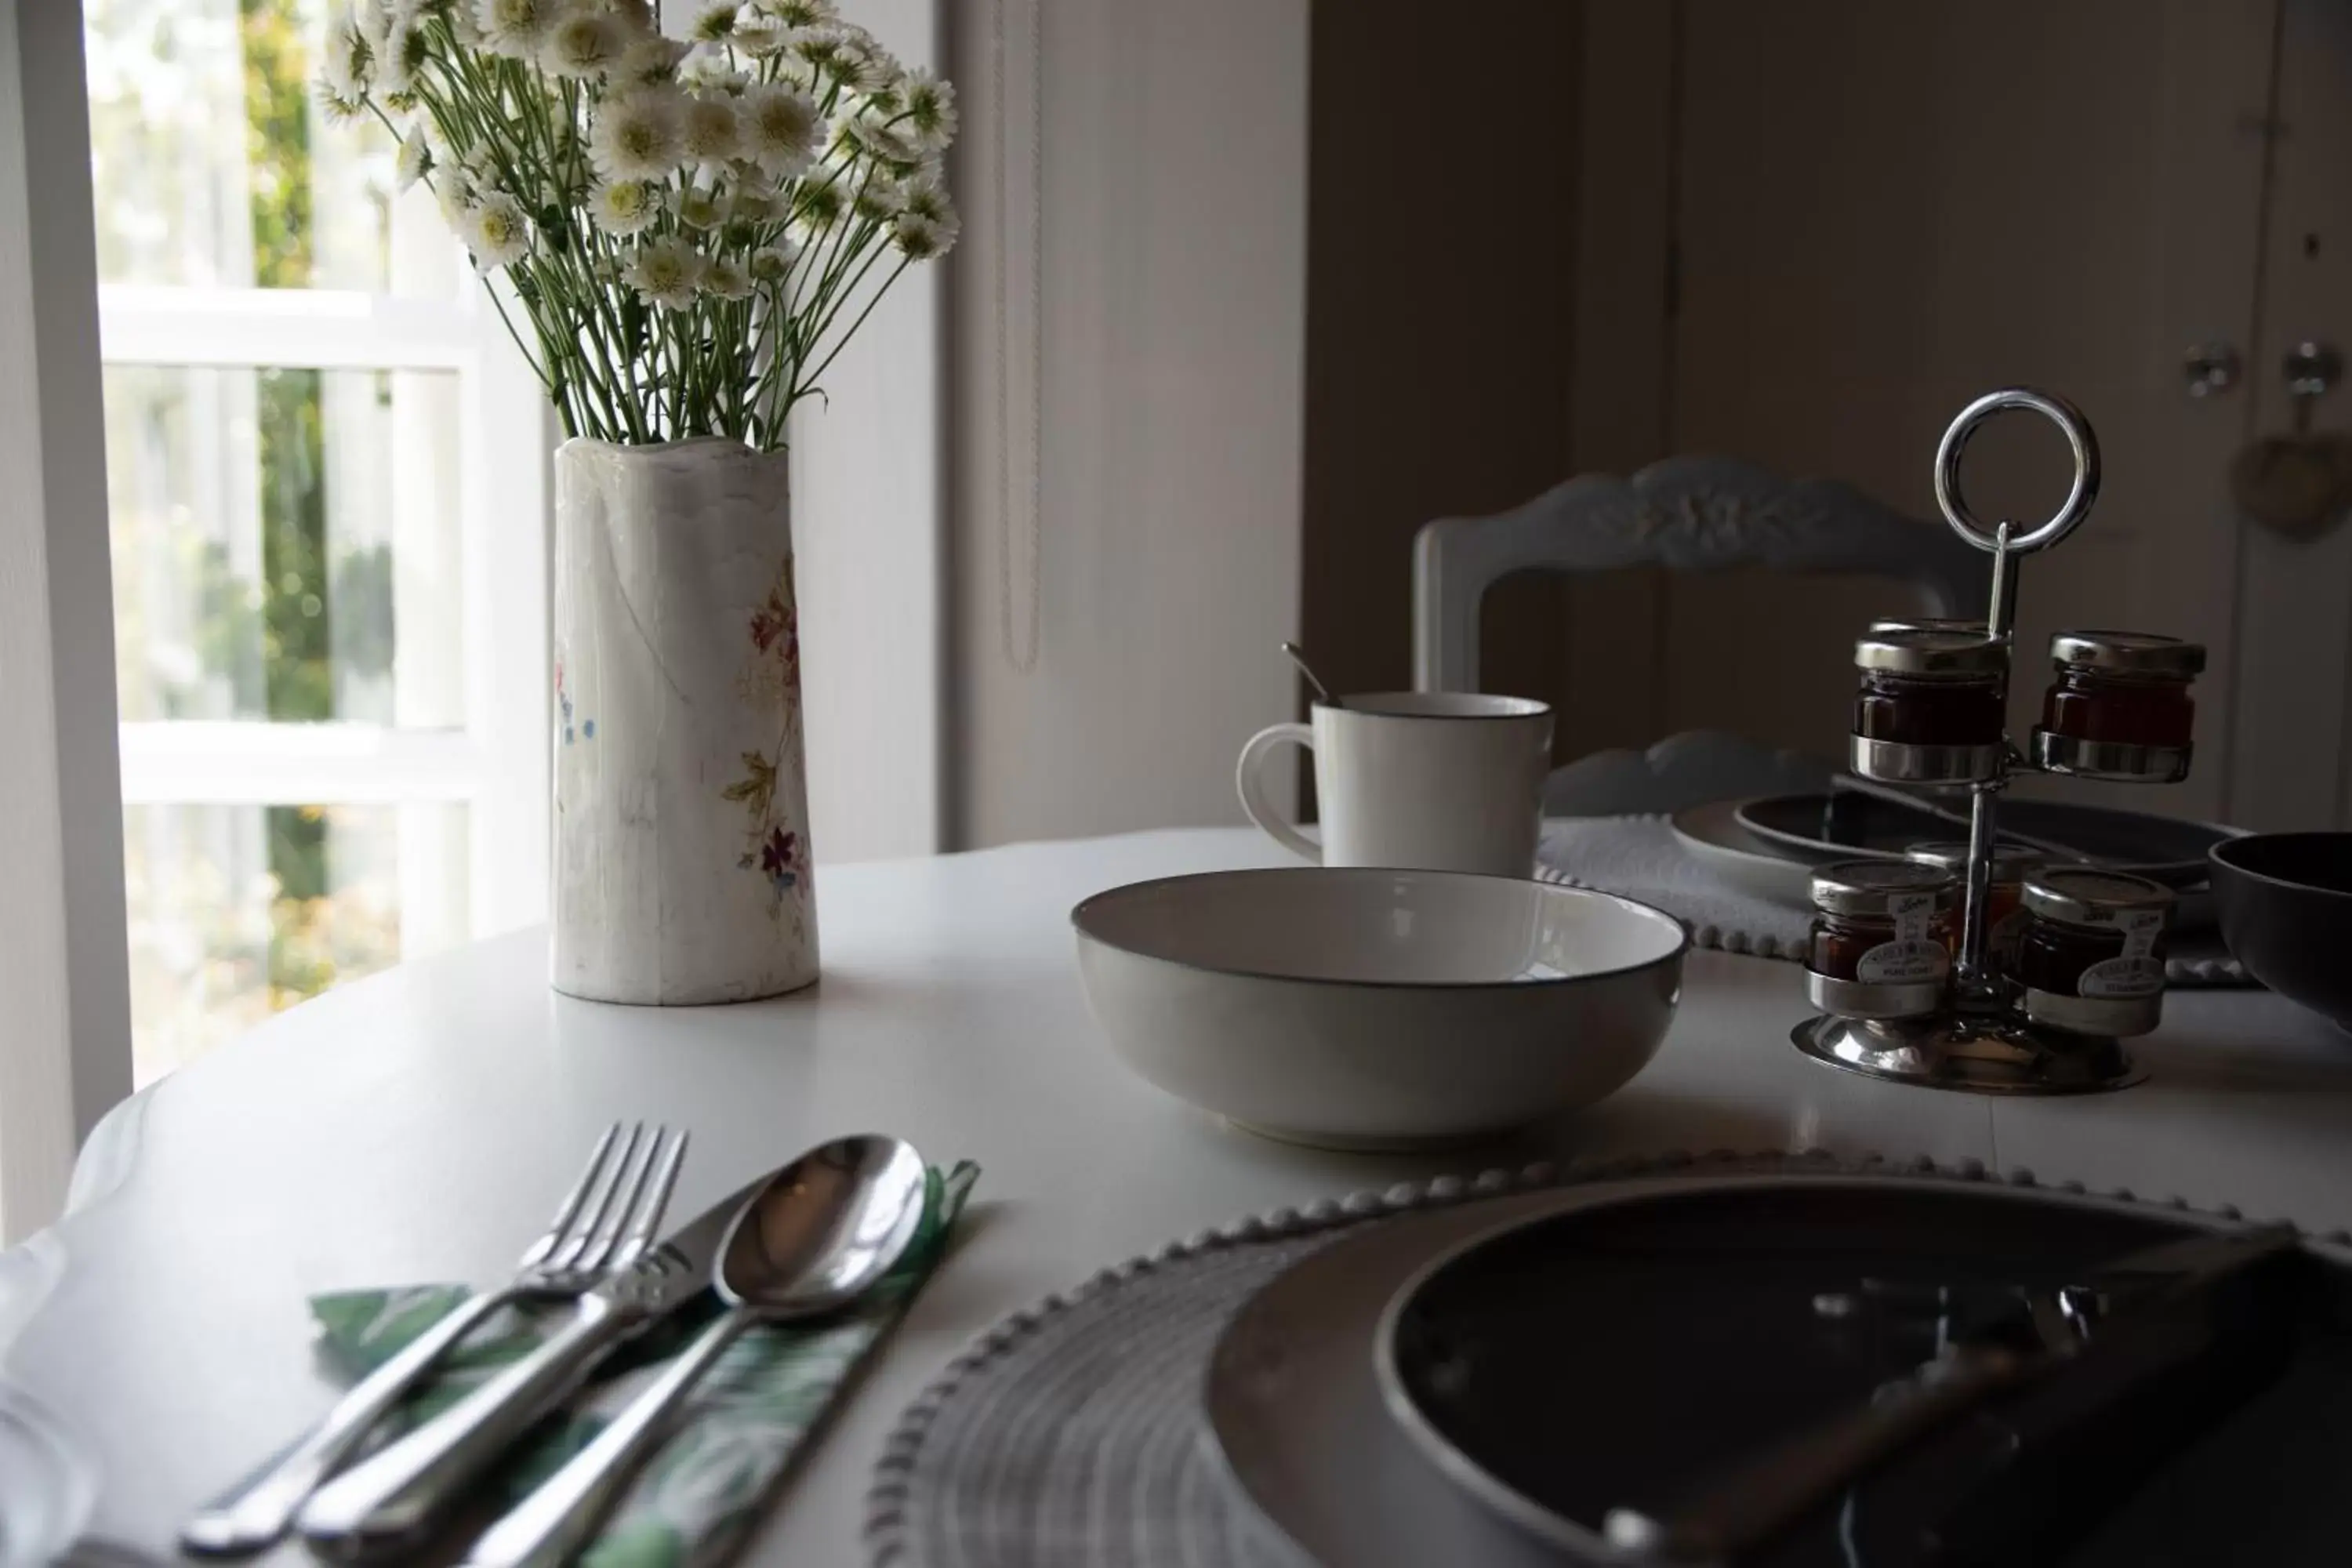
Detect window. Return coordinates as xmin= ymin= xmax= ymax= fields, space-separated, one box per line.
xmin=85 ymin=0 xmax=546 ymax=1086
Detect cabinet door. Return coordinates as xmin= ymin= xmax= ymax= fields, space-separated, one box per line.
xmin=2227 ymin=0 xmax=2352 ymax=830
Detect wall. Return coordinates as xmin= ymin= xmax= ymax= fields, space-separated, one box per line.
xmin=945 ymin=0 xmax=1309 ymax=848
xmin=0 ymin=0 xmax=132 ymax=1243
xmin=1299 ymin=0 xmax=1599 ymax=760
xmin=792 ymin=0 xmax=946 ymax=862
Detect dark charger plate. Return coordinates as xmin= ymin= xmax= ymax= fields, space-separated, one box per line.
xmin=1736 ymin=792 xmax=2240 ymax=891
xmin=1377 ymin=1181 xmax=2352 ymax=1566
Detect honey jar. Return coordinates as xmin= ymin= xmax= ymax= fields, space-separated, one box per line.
xmin=1903 ymin=840 xmax=2043 ymax=982
xmin=2031 ymin=631 xmax=2204 ymax=783
xmin=1850 ymin=630 xmax=2008 ymax=785
xmin=2014 ymin=868 xmax=2172 ymax=1037
xmin=1804 ymin=859 xmax=1958 ymax=1020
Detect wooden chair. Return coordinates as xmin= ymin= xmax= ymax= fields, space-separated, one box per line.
xmin=1411 ymin=456 xmax=1989 ymax=815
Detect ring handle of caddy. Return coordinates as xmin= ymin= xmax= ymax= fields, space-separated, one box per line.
xmin=1933 ymin=387 xmax=2102 ymax=556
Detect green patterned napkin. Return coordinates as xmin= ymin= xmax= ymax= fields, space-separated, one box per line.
xmin=308 ymin=1161 xmax=979 ymax=1568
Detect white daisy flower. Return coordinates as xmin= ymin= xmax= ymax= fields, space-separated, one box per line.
xmin=794 ymin=172 xmax=846 ymax=230
xmin=675 ymin=185 xmax=724 ymax=230
xmin=461 ymin=192 xmax=532 ymax=269
xmin=851 ymin=172 xmax=904 ymax=221
xmin=757 ymin=0 xmax=836 ymax=24
xmin=895 ymin=180 xmax=956 ymax=253
xmin=355 ymin=0 xmax=392 ymax=48
xmin=625 ymin=235 xmax=707 ymax=310
xmin=589 ymin=178 xmax=662 ymax=236
xmin=394 ymin=122 xmax=433 ymax=191
xmin=688 ymin=2 xmax=739 ymax=43
xmin=617 ymin=34 xmax=689 ymax=86
xmin=322 ymin=5 xmax=373 ymax=99
xmin=790 ymin=24 xmax=869 ymax=85
xmin=703 ymin=256 xmax=753 ymax=300
xmin=680 ymin=92 xmax=743 ymax=169
xmin=475 ymin=0 xmax=561 ymax=60
xmin=842 ymin=112 xmax=918 ymax=168
xmin=543 ymin=11 xmax=629 ymax=79
xmin=890 ymin=208 xmax=952 ymax=260
xmin=588 ymin=86 xmax=686 ymax=181
xmin=731 ymin=9 xmax=790 ymax=57
xmin=747 ymin=238 xmax=800 ymax=282
xmin=729 ymin=181 xmax=783 ymax=223
xmin=318 ymin=83 xmax=368 ymax=124
xmin=738 ymin=82 xmax=823 ymax=179
xmin=378 ymin=21 xmax=430 ymax=95
xmin=677 ymin=45 xmax=750 ymax=96
xmin=898 ymin=68 xmax=956 ymax=150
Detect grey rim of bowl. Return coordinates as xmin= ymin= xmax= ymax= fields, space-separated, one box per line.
xmin=1308 ymin=695 xmax=1555 ymax=721
xmin=2209 ymin=833 xmax=2352 ymax=898
xmin=1069 ymin=866 xmax=1691 ymax=993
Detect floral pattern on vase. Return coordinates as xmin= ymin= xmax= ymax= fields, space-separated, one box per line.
xmin=720 ymin=554 xmax=811 ymax=940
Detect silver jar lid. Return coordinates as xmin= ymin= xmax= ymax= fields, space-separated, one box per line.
xmin=2020 ymin=866 xmax=2175 ymax=924
xmin=1810 ymin=858 xmax=1959 ymax=918
xmin=2048 ymin=630 xmax=2207 ymax=679
xmin=1868 ymin=616 xmax=1992 ymax=637
xmin=1853 ymin=630 xmax=2008 ymax=679
xmin=1904 ymin=840 xmax=2044 ymax=883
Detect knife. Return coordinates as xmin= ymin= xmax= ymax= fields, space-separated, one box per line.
xmin=1600 ymin=1221 xmax=2307 ymax=1565
xmin=295 ymin=1174 xmax=768 ymax=1561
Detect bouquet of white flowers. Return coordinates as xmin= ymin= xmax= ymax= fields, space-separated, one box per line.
xmin=321 ymin=0 xmax=958 ymax=448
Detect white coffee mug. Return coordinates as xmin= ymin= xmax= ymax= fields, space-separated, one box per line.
xmin=1236 ymin=693 xmax=1554 ymax=875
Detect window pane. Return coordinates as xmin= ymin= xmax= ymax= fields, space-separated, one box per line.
xmin=122 ymin=802 xmax=469 ymax=1084
xmin=105 ymin=364 xmax=465 ymax=726
xmin=83 ymin=0 xmax=463 ymax=297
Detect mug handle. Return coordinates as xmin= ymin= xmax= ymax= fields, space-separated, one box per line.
xmin=1236 ymin=723 xmax=1321 ymax=862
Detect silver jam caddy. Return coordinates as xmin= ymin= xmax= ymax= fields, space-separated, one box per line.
xmin=1794 ymin=388 xmax=2202 ymax=1095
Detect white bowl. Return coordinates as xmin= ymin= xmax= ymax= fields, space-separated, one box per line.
xmin=1071 ymin=869 xmax=1688 ymax=1149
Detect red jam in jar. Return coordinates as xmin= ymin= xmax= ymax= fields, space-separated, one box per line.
xmin=1903 ymin=840 xmax=2043 ymax=981
xmin=1807 ymin=860 xmax=1958 ymax=1018
xmin=2015 ymin=868 xmax=2173 ymax=1037
xmin=2039 ymin=632 xmax=2203 ymax=749
xmin=1853 ymin=631 xmax=2008 ymax=747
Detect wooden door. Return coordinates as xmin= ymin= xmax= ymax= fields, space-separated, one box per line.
xmin=1578 ymin=0 xmax=2284 ymax=822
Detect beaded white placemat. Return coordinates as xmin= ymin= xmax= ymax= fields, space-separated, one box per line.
xmin=862 ymin=1151 xmax=2338 ymax=1567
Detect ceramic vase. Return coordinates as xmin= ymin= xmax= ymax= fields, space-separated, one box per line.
xmin=550 ymin=437 xmax=817 ymax=1004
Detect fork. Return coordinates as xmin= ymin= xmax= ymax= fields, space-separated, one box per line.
xmin=179 ymin=1121 xmax=689 ymax=1557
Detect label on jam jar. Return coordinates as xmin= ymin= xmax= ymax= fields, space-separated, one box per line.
xmin=2078 ymin=908 xmax=2165 ymax=998
xmin=1856 ymin=891 xmax=1949 ymax=985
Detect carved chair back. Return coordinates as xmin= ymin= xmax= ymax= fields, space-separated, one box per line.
xmin=1410 ymin=456 xmax=1989 ymax=815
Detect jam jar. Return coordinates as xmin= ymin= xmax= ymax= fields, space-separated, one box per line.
xmin=2014 ymin=868 xmax=2173 ymax=1037
xmin=2031 ymin=631 xmax=2205 ymax=782
xmin=1851 ymin=630 xmax=2008 ymax=785
xmin=1903 ymin=840 xmax=2043 ymax=982
xmin=1805 ymin=859 xmax=1958 ymax=1020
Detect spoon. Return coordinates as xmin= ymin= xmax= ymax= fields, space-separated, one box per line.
xmin=462 ymin=1135 xmax=932 ymax=1568
xmin=1279 ymin=640 xmax=1339 ymax=708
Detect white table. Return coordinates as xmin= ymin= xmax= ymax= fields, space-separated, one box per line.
xmin=6 ymin=826 xmax=2352 ymax=1566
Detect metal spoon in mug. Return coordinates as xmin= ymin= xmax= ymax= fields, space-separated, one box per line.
xmin=461 ymin=1135 xmax=932 ymax=1568
xmin=1279 ymin=641 xmax=1339 ymax=708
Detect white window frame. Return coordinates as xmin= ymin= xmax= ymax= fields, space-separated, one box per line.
xmin=99 ymin=281 xmax=551 ymax=942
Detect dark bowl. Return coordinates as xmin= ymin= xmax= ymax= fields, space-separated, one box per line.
xmin=2209 ymin=833 xmax=2352 ymax=1028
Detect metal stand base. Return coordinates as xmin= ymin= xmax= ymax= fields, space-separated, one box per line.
xmin=1791 ymin=1012 xmax=2143 ymax=1095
